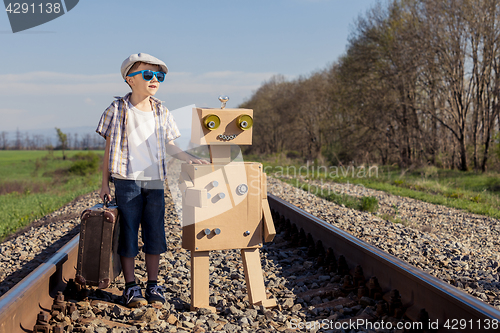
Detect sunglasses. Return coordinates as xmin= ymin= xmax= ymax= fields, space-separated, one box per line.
xmin=127 ymin=70 xmax=166 ymax=82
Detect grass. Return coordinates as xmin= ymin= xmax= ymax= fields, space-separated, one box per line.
xmin=380 ymin=213 xmax=408 ymax=225
xmin=278 ymin=177 xmax=379 ymax=213
xmin=246 ymin=153 xmax=500 ymax=219
xmin=336 ymin=166 xmax=500 ymax=219
xmin=0 ymin=150 xmax=104 ymax=241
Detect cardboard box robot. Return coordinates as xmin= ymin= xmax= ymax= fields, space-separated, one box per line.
xmin=180 ymin=97 xmax=277 ymax=312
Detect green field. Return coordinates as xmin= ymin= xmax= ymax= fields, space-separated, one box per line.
xmin=0 ymin=150 xmax=104 ymax=241
xmin=248 ymin=154 xmax=500 ymax=219
xmin=3 ymin=150 xmax=500 ymax=241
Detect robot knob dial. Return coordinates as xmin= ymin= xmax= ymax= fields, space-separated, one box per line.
xmin=236 ymin=184 xmax=248 ymax=195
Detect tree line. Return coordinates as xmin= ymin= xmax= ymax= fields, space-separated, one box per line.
xmin=241 ymin=0 xmax=500 ymax=172
xmin=0 ymin=128 xmax=105 ymax=151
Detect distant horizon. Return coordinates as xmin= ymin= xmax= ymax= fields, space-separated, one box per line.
xmin=0 ymin=125 xmax=192 ymax=151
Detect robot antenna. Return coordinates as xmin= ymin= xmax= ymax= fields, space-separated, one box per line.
xmin=218 ymin=95 xmax=229 ymax=109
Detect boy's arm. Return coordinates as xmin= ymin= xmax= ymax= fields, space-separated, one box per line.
xmin=100 ymin=136 xmax=112 ymax=201
xmin=165 ymin=141 xmax=209 ymax=164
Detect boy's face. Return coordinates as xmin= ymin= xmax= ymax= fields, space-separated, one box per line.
xmin=126 ymin=62 xmax=162 ymax=97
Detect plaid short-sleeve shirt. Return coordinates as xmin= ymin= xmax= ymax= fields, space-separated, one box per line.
xmin=96 ymin=93 xmax=181 ymax=181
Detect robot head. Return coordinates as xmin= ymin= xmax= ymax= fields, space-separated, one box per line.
xmin=191 ymin=105 xmax=253 ymax=146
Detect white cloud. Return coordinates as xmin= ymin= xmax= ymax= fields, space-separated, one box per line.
xmin=0 ymin=72 xmax=116 ymax=82
xmin=163 ymin=71 xmax=278 ymax=95
xmin=84 ymin=97 xmax=95 ymax=105
xmin=0 ymin=70 xmax=278 ymax=97
xmin=0 ymin=108 xmax=26 ymax=115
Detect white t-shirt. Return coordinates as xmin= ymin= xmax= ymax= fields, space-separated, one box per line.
xmin=113 ymin=102 xmax=160 ymax=180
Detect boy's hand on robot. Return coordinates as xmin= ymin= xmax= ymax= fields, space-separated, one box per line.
xmin=187 ymin=157 xmax=210 ymax=165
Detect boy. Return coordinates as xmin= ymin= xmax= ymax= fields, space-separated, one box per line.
xmin=96 ymin=53 xmax=206 ymax=308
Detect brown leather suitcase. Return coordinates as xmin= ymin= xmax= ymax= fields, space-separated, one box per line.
xmin=76 ymin=201 xmax=121 ymax=288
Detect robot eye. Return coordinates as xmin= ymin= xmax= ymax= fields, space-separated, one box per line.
xmin=237 ymin=114 xmax=253 ymax=130
xmin=203 ymin=114 xmax=221 ymax=131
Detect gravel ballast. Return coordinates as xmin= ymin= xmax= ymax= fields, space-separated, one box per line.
xmin=268 ymin=176 xmax=500 ymax=309
xmin=0 ymin=174 xmax=498 ymax=332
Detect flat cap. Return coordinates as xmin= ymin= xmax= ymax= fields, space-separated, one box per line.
xmin=120 ymin=53 xmax=168 ymax=80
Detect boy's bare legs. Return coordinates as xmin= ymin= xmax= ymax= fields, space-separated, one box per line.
xmin=145 ymin=254 xmax=160 ymax=281
xmin=121 ymin=256 xmax=136 ymax=283
xmin=121 ymin=254 xmax=159 ymax=282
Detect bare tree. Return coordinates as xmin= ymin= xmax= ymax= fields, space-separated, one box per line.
xmin=55 ymin=128 xmax=68 ymax=159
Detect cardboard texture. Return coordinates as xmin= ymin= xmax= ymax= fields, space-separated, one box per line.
xmin=185 ymin=188 xmax=208 ymax=208
xmin=181 ymin=105 xmax=276 ymax=311
xmin=241 ymin=248 xmax=277 ymax=307
xmin=262 ymin=199 xmax=276 ymax=243
xmin=190 ymin=251 xmax=215 ymax=312
xmin=181 ymin=163 xmax=262 ymax=251
xmin=209 ymin=145 xmax=232 ymax=163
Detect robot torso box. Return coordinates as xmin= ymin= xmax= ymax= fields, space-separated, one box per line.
xmin=181 ymin=162 xmax=266 ymax=252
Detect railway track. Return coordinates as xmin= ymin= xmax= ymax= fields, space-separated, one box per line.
xmin=269 ymin=194 xmax=500 ymax=332
xmin=1 ymin=193 xmax=500 ymax=332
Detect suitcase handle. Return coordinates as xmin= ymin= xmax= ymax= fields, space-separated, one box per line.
xmin=103 ymin=195 xmax=111 ymax=208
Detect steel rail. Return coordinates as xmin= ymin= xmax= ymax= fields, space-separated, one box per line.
xmin=268 ymin=194 xmax=500 ymax=332
xmin=0 ymin=235 xmax=79 ymax=333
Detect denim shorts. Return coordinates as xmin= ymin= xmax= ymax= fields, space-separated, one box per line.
xmin=113 ymin=179 xmax=167 ymax=257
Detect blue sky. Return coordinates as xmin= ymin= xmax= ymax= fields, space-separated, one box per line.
xmin=0 ymin=0 xmax=379 ymax=134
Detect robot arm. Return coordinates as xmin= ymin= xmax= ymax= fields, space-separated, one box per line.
xmin=262 ymin=199 xmax=275 ymax=242
xmin=180 ymin=171 xmax=208 ymax=208
xmin=261 ymin=172 xmax=276 ymax=242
